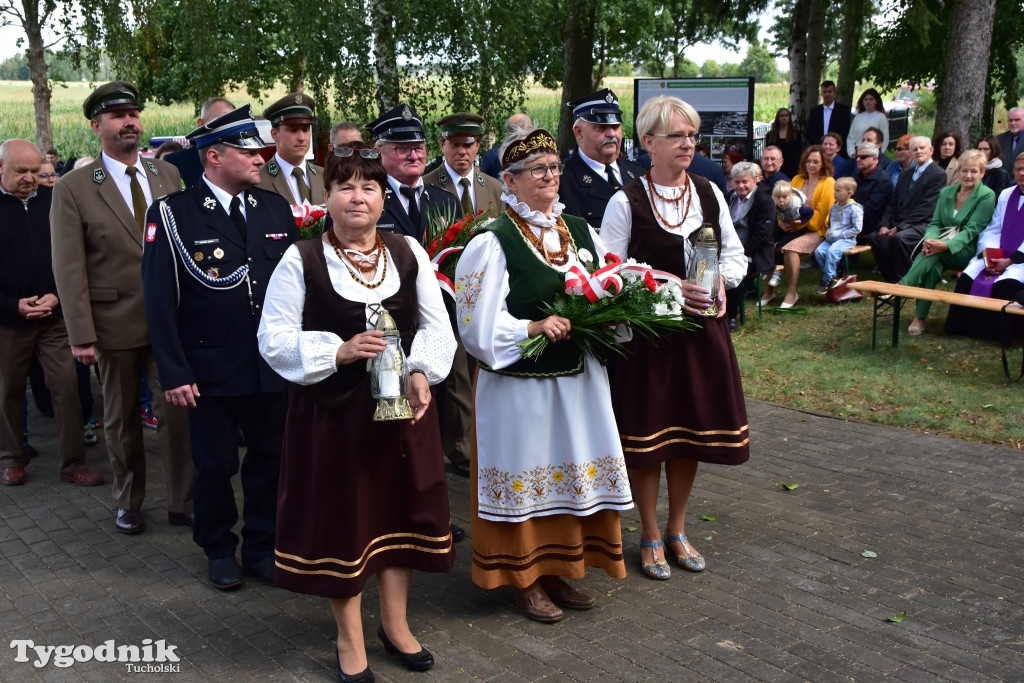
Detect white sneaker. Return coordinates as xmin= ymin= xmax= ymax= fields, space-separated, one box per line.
xmin=768 ymin=270 xmax=782 ymax=288
xmin=83 ymin=425 xmax=98 ymax=447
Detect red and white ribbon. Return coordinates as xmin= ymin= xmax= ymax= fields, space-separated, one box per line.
xmin=430 ymin=246 xmax=464 ymax=298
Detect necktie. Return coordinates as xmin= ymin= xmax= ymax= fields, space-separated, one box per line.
xmin=459 ymin=177 xmax=474 ymax=216
xmin=400 ymin=185 xmax=421 ymax=228
xmin=125 ymin=166 xmax=147 ymax=232
xmin=292 ymin=167 xmax=311 ymax=203
xmin=229 ymin=196 xmax=247 ymax=240
xmin=731 ymin=197 xmax=744 ymax=222
xmin=605 ymin=163 xmax=621 ymax=189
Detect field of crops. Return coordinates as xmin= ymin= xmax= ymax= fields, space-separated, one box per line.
xmin=0 ymin=77 xmax=798 ymax=159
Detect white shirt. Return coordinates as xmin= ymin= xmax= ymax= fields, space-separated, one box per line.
xmin=202 ymin=176 xmax=247 ymax=219
xmin=822 ymin=103 xmax=834 ymax=137
xmin=101 ymin=152 xmax=154 ymax=221
xmin=443 ymin=160 xmax=476 ymax=211
xmin=577 ymin=148 xmax=621 ymax=186
xmin=387 ymin=175 xmax=424 ymax=215
xmin=273 ymin=153 xmax=309 ymax=205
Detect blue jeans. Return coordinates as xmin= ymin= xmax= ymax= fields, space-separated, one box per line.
xmin=814 ymin=238 xmax=856 ymax=283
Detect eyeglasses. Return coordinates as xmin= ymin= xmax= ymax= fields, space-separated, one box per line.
xmin=895 ymin=147 xmax=909 ymax=151
xmin=648 ymin=132 xmax=702 ymax=145
xmin=381 ymin=144 xmax=427 ymax=157
xmin=855 ymin=154 xmax=875 ymax=160
xmin=512 ymin=163 xmax=564 ymax=179
xmin=37 ymin=173 xmax=58 ymax=179
xmin=333 ymin=147 xmax=380 ymax=159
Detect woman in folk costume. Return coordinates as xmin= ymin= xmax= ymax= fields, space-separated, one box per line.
xmin=455 ymin=127 xmax=633 ymax=623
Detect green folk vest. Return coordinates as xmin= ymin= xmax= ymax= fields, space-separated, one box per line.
xmin=478 ymin=212 xmax=598 ymax=377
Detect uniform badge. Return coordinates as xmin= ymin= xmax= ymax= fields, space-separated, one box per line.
xmin=265 ymin=233 xmax=287 ymax=240
xmin=582 ymin=174 xmax=593 ymax=184
xmin=146 ymin=160 xmax=159 ymax=176
xmin=213 ymin=247 xmax=225 ymax=259
xmin=308 ymin=164 xmax=317 ymax=176
xmin=476 ymin=173 xmax=485 ymax=186
xmin=294 ymin=94 xmax=303 ymax=104
xmin=401 ymin=105 xmax=412 ymax=121
xmin=203 ymin=197 xmax=217 ymax=211
xmin=438 ymin=171 xmax=449 ymax=186
xmin=267 ymin=160 xmax=279 ymax=176
xmin=626 ymin=170 xmax=637 ymax=179
xmin=248 ymin=193 xmax=257 ymax=208
xmin=195 ymin=252 xmax=204 ymax=262
xmin=605 ymin=93 xmax=615 ymax=104
xmin=145 ymin=223 xmax=157 ymax=243
xmin=93 ymin=168 xmax=105 ymax=184
xmin=207 ymin=267 xmax=219 ymax=278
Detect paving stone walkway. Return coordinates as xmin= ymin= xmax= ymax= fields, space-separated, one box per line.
xmin=1 ymin=398 xmax=1022 ymax=682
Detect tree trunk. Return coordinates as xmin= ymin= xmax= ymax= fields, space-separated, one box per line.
xmin=836 ymin=0 xmax=866 ymax=105
xmin=788 ymin=0 xmax=809 ymax=129
xmin=803 ymin=0 xmax=826 ymax=124
xmin=372 ymin=0 xmax=399 ymax=112
xmin=935 ymin=0 xmax=997 ymax=145
xmin=288 ymin=52 xmax=306 ymax=94
xmin=21 ymin=0 xmax=53 ymax=150
xmin=559 ymin=0 xmax=596 ymax=152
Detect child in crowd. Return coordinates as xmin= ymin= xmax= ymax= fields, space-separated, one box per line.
xmin=767 ymin=181 xmax=816 ymax=288
xmin=814 ymin=177 xmax=863 ymax=293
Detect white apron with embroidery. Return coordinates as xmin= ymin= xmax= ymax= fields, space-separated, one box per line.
xmin=455 ymin=194 xmax=633 ymax=523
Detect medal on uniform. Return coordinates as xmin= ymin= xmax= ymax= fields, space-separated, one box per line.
xmin=195 ymin=252 xmax=204 ymax=262
xmin=213 ymin=247 xmax=225 ymax=259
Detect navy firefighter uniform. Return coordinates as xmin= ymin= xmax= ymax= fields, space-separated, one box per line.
xmin=142 ymin=105 xmax=299 ymax=588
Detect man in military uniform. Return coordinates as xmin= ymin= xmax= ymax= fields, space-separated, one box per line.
xmin=368 ymin=103 xmax=460 ymax=242
xmin=165 ymin=97 xmax=235 ymax=188
xmin=50 ymin=81 xmax=194 ymax=535
xmin=142 ymin=106 xmax=298 ymax=589
xmin=257 ymin=92 xmax=324 ymax=206
xmin=559 ymin=89 xmax=644 ymax=229
xmin=423 ymin=112 xmax=503 ymax=215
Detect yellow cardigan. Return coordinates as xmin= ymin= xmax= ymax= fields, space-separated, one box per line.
xmin=792 ymin=175 xmax=836 ymax=238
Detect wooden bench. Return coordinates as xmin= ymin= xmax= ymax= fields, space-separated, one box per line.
xmin=842 ymin=244 xmax=872 ymax=276
xmin=848 ymin=280 xmax=1024 ymax=378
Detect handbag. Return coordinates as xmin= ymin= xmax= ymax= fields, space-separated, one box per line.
xmin=910 ymin=226 xmax=959 ymax=260
xmin=827 ymin=274 xmax=863 ymax=303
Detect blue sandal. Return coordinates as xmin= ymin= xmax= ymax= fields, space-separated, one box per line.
xmin=664 ymin=533 xmax=705 ymax=572
xmin=639 ymin=539 xmax=671 ymax=580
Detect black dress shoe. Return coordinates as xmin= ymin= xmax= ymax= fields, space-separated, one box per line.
xmin=243 ymin=557 xmax=276 ymax=585
xmin=451 ymin=461 xmax=471 ymax=477
xmin=376 ymin=624 xmax=433 ymax=672
xmin=208 ymin=557 xmax=243 ymax=590
xmin=115 ymin=508 xmax=145 ymax=535
xmin=336 ymin=647 xmax=374 ymax=682
xmin=450 ymin=523 xmax=465 ymax=543
xmin=728 ymin=317 xmax=739 ymax=333
xmin=167 ymin=511 xmax=194 ymax=527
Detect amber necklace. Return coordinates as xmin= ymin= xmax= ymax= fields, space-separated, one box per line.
xmin=326 ymin=230 xmax=388 ymax=289
xmin=645 ymin=169 xmax=692 ymax=229
xmin=507 ymin=208 xmax=573 ymax=266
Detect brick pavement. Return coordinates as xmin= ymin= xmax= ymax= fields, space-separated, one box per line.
xmin=1 ymin=396 xmax=1022 ymax=682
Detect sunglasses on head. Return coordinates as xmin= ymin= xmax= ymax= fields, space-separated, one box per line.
xmin=333 ymin=147 xmax=380 ymax=159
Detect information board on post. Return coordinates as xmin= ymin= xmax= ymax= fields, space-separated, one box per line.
xmin=633 ymin=78 xmax=755 ymax=163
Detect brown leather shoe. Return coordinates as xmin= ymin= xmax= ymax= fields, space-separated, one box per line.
xmin=540 ymin=576 xmax=596 ymax=610
xmin=2 ymin=466 xmax=27 ymax=486
xmin=514 ymin=585 xmax=563 ymax=623
xmin=60 ymin=468 xmax=104 ymax=486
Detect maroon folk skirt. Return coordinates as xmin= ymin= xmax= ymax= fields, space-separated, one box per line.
xmin=274 ymin=378 xmax=455 ymax=599
xmin=611 ymin=316 xmax=750 ymax=469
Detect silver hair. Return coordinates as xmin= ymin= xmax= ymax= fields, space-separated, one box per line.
xmin=498 ymin=126 xmax=555 ymax=194
xmin=200 ymin=97 xmax=234 ymax=122
xmin=0 ymin=138 xmax=42 ymax=166
xmin=910 ymin=135 xmax=932 ymax=149
xmin=730 ymin=161 xmax=762 ymax=180
xmin=855 ymin=142 xmax=879 ymax=156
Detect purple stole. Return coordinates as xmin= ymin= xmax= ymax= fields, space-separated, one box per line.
xmin=971 ymin=187 xmax=1024 ymax=297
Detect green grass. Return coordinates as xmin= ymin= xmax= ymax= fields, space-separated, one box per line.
xmin=733 ymin=251 xmax=1024 ymax=450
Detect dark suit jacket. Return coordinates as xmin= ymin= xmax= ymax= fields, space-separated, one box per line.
xmin=853 ymin=165 xmax=894 ymax=235
xmin=480 ymin=148 xmax=501 ymax=179
xmin=878 ymin=161 xmax=946 ymax=232
xmin=995 ymin=130 xmax=1024 ymax=170
xmin=164 ymin=147 xmax=205 ymax=188
xmin=50 ymin=156 xmax=182 ymax=349
xmin=805 ymin=102 xmax=852 ymax=146
xmin=376 ymin=181 xmax=461 ymax=242
xmin=730 ymin=186 xmax=776 ymax=274
xmin=559 ymin=152 xmax=644 ymax=228
xmin=141 ymin=184 xmax=298 ymax=395
xmin=422 ymin=166 xmax=503 ymax=213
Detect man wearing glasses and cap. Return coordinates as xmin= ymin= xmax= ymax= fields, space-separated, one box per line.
xmin=367 ymin=103 xmax=460 ymax=241
xmin=51 ymin=81 xmax=194 ymax=536
xmin=560 ymin=88 xmax=644 ymax=229
xmin=258 ymin=92 xmax=324 ymax=207
xmin=142 ymin=105 xmax=298 ymax=590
